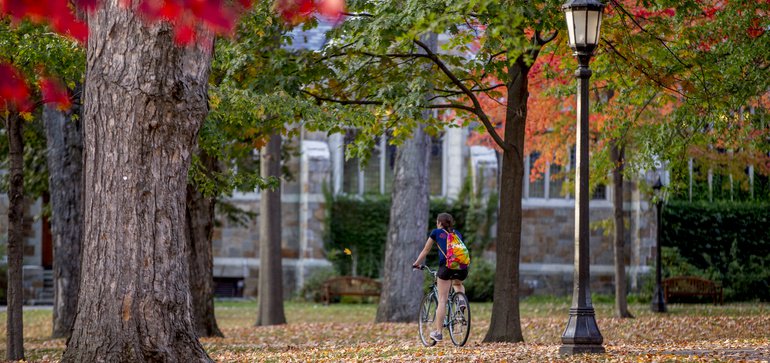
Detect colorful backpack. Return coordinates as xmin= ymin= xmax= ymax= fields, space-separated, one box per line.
xmin=439 ymin=229 xmax=471 ymax=270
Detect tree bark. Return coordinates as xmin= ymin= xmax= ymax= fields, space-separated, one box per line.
xmin=483 ymin=56 xmax=530 ymax=343
xmin=186 ymin=149 xmax=224 ymax=337
xmin=610 ymin=142 xmax=634 ymax=318
xmin=44 ymin=97 xmax=84 ymax=339
xmin=5 ymin=112 xmax=25 ymax=361
xmin=61 ymin=2 xmax=214 ymax=361
xmin=375 ymin=124 xmax=430 ymax=323
xmin=256 ymin=133 xmax=287 ymax=326
xmin=375 ymin=33 xmax=435 ymax=323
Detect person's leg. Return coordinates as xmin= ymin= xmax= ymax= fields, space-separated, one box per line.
xmin=434 ymin=277 xmax=451 ymax=335
xmin=452 ymin=279 xmax=465 ymax=294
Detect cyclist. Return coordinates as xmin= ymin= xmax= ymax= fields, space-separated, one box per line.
xmin=412 ymin=212 xmax=468 ymax=342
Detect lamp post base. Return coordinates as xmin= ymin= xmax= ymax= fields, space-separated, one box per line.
xmin=560 ymin=308 xmax=604 ymax=355
xmin=559 ymin=344 xmax=606 ymax=355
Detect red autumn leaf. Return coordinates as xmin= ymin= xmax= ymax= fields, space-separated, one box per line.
xmin=1 ymin=0 xmax=89 ymax=43
xmin=174 ymin=24 xmax=196 ymax=45
xmin=274 ymin=0 xmax=315 ymax=25
xmin=39 ymin=77 xmax=72 ymax=110
xmin=159 ymin=1 xmax=183 ymax=19
xmin=0 ymin=63 xmax=32 ymax=112
xmin=316 ymin=0 xmax=344 ymax=22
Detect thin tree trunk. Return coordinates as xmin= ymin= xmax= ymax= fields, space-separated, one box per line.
xmin=611 ymin=142 xmax=634 ymax=318
xmin=186 ymin=149 xmax=224 ymax=337
xmin=375 ymin=33 xmax=435 ymax=323
xmin=44 ymin=96 xmax=84 ymax=339
xmin=62 ymin=2 xmax=213 ymax=361
xmin=5 ymin=112 xmax=25 ymax=361
xmin=256 ymin=133 xmax=286 ymax=326
xmin=484 ymin=56 xmax=530 ymax=343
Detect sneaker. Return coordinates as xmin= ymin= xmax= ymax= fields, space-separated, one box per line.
xmin=429 ymin=331 xmax=443 ymax=342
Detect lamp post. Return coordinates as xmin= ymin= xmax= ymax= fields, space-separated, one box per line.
xmin=651 ymin=176 xmax=667 ymax=312
xmin=559 ymin=0 xmax=605 ymax=355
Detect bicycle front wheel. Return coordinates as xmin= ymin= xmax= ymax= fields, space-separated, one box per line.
xmin=418 ymin=292 xmax=438 ymax=347
xmin=449 ymin=292 xmax=471 ymax=346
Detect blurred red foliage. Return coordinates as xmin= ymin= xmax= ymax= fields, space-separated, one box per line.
xmin=0 ymin=63 xmax=32 ymax=112
xmin=39 ymin=77 xmax=72 ymax=110
xmin=0 ymin=0 xmax=344 ymax=111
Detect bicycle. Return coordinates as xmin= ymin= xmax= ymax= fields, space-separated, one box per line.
xmin=414 ymin=264 xmax=471 ymax=347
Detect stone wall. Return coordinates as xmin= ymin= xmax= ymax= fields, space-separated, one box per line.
xmin=211 ymin=137 xmax=333 ymax=298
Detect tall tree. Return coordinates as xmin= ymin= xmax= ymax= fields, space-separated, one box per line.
xmin=375 ymin=119 xmax=431 ymax=322
xmin=44 ymin=98 xmax=85 ymax=338
xmin=609 ymin=142 xmax=633 ymax=318
xmin=62 ymin=2 xmax=214 ymax=360
xmin=303 ymin=1 xmax=562 ymax=341
xmin=375 ymin=32 xmax=435 ymax=323
xmin=186 ymin=148 xmax=224 ymax=337
xmin=4 ymin=111 xmax=25 ymax=360
xmin=1 ymin=19 xmax=84 ymax=358
xmin=256 ymin=132 xmax=286 ymax=326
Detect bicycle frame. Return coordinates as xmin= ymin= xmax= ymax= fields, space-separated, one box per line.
xmin=418 ymin=265 xmax=456 ymax=329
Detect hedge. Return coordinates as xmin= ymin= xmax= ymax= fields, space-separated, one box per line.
xmin=662 ymin=200 xmax=770 ymax=301
xmin=324 ymin=195 xmax=468 ymax=278
xmin=324 ymin=189 xmax=496 ymax=281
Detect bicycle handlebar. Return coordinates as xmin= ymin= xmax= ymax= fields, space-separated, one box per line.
xmin=413 ymin=264 xmax=436 ymax=274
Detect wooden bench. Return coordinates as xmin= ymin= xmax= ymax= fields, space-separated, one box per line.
xmin=662 ymin=276 xmax=723 ymax=305
xmin=322 ymin=276 xmax=381 ymax=305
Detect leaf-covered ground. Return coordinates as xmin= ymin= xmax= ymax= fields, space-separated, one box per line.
xmin=1 ymin=298 xmax=769 ymax=362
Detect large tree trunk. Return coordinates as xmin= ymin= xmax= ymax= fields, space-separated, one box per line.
xmin=44 ymin=98 xmax=84 ymax=339
xmin=375 ymin=34 xmax=435 ymax=323
xmin=256 ymin=133 xmax=286 ymax=326
xmin=186 ymin=149 xmax=224 ymax=337
xmin=5 ymin=113 xmax=25 ymax=361
xmin=484 ymin=56 xmax=530 ymax=343
xmin=610 ymin=142 xmax=633 ymax=318
xmin=375 ymin=123 xmax=430 ymax=322
xmin=61 ymin=2 xmax=214 ymax=361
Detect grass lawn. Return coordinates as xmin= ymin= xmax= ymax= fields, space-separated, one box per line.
xmin=1 ymin=297 xmax=769 ymax=362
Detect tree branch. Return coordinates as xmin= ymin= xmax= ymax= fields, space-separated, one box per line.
xmin=412 ymin=38 xmax=509 ymax=150
xmin=610 ymin=0 xmax=692 ymax=69
xmin=341 ymin=12 xmax=373 ymax=17
xmin=536 ymin=30 xmax=558 ymax=46
xmin=301 ymin=90 xmax=382 ymax=106
xmin=604 ymin=39 xmax=689 ymax=99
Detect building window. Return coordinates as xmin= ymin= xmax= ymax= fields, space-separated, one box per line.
xmin=528 ymin=153 xmax=545 ymax=198
xmin=342 ymin=130 xmax=360 ymax=195
xmin=340 ymin=131 xmax=396 ymax=196
xmin=549 ymin=163 xmax=565 ymax=198
xmin=363 ymin=136 xmax=382 ymax=195
xmin=592 ymin=185 xmax=607 ymax=200
xmin=429 ymin=134 xmax=443 ymax=196
xmin=383 ymin=138 xmax=396 ymax=193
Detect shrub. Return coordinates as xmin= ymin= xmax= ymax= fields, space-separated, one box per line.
xmin=662 ymin=201 xmax=770 ymax=301
xmin=463 ymin=259 xmax=495 ymax=302
xmin=296 ymin=266 xmax=337 ymax=303
xmin=324 ymin=192 xmax=496 ymax=278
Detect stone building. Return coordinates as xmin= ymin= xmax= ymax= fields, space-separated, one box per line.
xmin=209 ymin=124 xmax=657 ymax=298
xmin=0 ymin=123 xmax=658 ymax=303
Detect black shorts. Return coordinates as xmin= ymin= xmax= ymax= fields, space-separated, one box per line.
xmin=438 ymin=265 xmax=468 ymax=281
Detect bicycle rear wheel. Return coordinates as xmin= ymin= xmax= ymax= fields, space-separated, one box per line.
xmin=449 ymin=292 xmax=471 ymax=346
xmin=418 ymin=292 xmax=438 ymax=347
